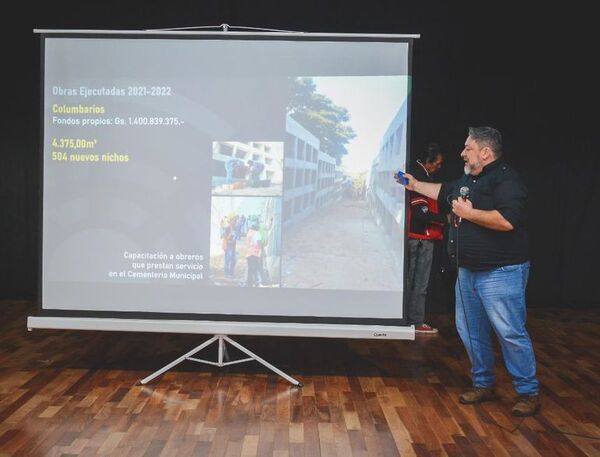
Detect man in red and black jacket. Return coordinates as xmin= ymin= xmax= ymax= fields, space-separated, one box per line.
xmin=405 ymin=143 xmax=446 ymax=334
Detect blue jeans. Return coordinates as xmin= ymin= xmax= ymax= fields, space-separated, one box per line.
xmin=224 ymin=248 xmax=236 ymax=277
xmin=455 ymin=262 xmax=539 ymax=396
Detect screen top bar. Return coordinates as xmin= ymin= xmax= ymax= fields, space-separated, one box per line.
xmin=34 ymin=29 xmax=420 ymax=39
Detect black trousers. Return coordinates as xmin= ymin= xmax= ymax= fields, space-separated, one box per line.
xmin=405 ymin=239 xmax=434 ymax=325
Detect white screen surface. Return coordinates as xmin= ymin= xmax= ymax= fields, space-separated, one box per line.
xmin=41 ymin=32 xmax=411 ymax=321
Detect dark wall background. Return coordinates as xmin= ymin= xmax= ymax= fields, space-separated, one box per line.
xmin=1 ymin=1 xmax=597 ymax=308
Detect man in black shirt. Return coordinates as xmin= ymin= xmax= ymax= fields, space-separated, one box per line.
xmin=396 ymin=126 xmax=540 ymax=417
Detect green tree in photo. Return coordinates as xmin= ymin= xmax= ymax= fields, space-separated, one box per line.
xmin=287 ymin=77 xmax=356 ymax=164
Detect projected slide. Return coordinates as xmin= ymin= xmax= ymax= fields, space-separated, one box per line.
xmin=42 ymin=35 xmax=410 ymax=319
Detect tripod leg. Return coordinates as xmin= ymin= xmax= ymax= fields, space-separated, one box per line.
xmin=139 ymin=335 xmax=219 ymax=384
xmin=222 ymin=338 xmax=231 ymax=362
xmin=223 ymin=336 xmax=303 ymax=386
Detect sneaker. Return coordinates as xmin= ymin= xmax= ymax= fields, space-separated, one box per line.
xmin=415 ymin=323 xmax=438 ymax=334
xmin=459 ymin=387 xmax=496 ymax=404
xmin=512 ymin=394 xmax=540 ymax=417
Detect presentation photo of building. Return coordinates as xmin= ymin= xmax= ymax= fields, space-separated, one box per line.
xmin=280 ymin=77 xmax=406 ymax=291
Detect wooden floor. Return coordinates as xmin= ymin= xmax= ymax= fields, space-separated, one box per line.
xmin=1 ymin=301 xmax=600 ymax=456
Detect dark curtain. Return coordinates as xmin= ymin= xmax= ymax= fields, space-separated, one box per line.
xmin=1 ymin=1 xmax=597 ymax=308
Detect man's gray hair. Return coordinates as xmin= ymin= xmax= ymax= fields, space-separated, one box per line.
xmin=468 ymin=126 xmax=503 ymax=158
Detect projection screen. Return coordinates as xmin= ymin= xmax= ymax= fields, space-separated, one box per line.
xmin=29 ymin=30 xmax=417 ymax=339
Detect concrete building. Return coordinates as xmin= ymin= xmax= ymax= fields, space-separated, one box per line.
xmin=366 ymin=101 xmax=408 ymax=251
xmin=283 ymin=115 xmax=341 ymax=226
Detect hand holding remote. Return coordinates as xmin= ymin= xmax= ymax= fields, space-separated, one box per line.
xmin=394 ymin=170 xmax=409 ymax=185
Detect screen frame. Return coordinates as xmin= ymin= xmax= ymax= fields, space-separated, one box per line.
xmin=34 ymin=29 xmax=417 ymax=330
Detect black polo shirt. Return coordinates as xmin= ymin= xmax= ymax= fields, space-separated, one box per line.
xmin=438 ymin=159 xmax=529 ymax=270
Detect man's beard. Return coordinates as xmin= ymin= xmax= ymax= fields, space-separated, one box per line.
xmin=464 ymin=161 xmax=480 ymax=175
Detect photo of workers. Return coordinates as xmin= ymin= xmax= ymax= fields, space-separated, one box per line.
xmin=212 ymin=141 xmax=283 ymax=196
xmin=209 ymin=196 xmax=282 ymax=287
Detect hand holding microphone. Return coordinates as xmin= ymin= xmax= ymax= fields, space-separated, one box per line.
xmin=452 ymin=186 xmax=471 ymax=226
xmin=459 ymin=186 xmax=470 ymax=201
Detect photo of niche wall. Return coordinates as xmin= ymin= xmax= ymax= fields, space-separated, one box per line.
xmin=209 ymin=196 xmax=282 ymax=287
xmin=281 ymin=76 xmax=409 ymax=291
xmin=212 ymin=141 xmax=283 ymax=197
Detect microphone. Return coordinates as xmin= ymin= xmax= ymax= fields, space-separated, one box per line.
xmin=453 ymin=186 xmax=470 ymax=227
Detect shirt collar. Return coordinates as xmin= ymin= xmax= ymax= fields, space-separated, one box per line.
xmin=477 ymin=158 xmax=503 ymax=177
xmin=416 ymin=159 xmax=430 ymax=178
